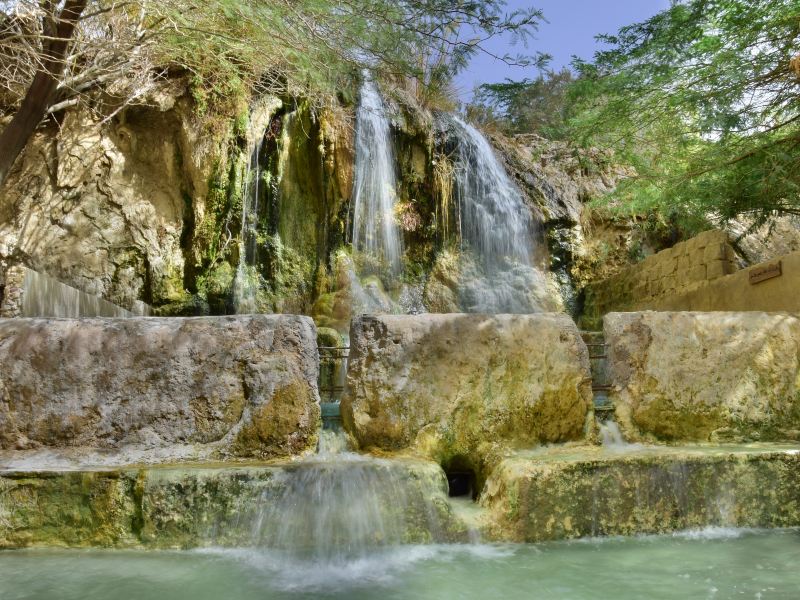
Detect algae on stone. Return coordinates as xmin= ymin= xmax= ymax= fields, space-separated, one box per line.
xmin=0 ymin=459 xmax=469 ymax=550
xmin=482 ymin=446 xmax=800 ymax=542
xmin=605 ymin=311 xmax=800 ymax=443
xmin=342 ymin=313 xmax=593 ymax=483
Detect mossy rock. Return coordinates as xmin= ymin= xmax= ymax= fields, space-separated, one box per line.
xmin=316 ymin=327 xmax=343 ymax=348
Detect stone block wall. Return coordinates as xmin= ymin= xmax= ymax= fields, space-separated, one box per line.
xmin=0 ymin=315 xmax=320 ymax=459
xmin=604 ymin=311 xmax=800 ymax=443
xmin=582 ymin=230 xmax=737 ymax=328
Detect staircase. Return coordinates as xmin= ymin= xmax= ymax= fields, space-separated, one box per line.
xmin=318 ymin=345 xmax=349 ymax=429
xmin=581 ymin=331 xmax=614 ymax=419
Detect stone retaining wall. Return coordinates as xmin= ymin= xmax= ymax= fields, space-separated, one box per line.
xmin=0 ymin=316 xmax=320 ymax=458
xmin=342 ymin=313 xmax=593 ymax=479
xmin=605 ymin=311 xmax=800 ymax=442
xmin=581 ymin=230 xmax=734 ymax=327
xmin=582 ymin=231 xmax=800 ymax=328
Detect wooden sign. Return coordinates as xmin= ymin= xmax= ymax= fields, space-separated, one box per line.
xmin=749 ymin=260 xmax=782 ymax=284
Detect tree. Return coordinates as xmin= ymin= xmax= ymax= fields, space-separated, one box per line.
xmin=569 ymin=0 xmax=800 ymax=230
xmin=0 ymin=1 xmax=87 ymax=184
xmin=0 ymin=0 xmax=545 ymax=189
xmin=470 ymin=68 xmax=573 ymax=136
xmin=0 ymin=1 xmax=173 ymax=186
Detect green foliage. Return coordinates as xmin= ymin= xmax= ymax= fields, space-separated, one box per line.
xmin=568 ymin=0 xmax=800 ymax=229
xmin=469 ymin=68 xmax=574 ymax=137
xmin=153 ymin=0 xmax=544 ymax=112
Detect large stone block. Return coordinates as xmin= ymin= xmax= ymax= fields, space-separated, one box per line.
xmin=0 ymin=316 xmax=320 ymax=458
xmin=342 ymin=314 xmax=592 ymax=476
xmin=605 ymin=311 xmax=800 ymax=442
xmin=0 ymin=459 xmax=467 ymax=549
xmin=482 ymin=446 xmax=800 ymax=542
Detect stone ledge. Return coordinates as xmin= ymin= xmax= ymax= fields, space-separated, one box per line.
xmin=0 ymin=458 xmax=466 ymax=549
xmin=0 ymin=316 xmax=321 ymax=459
xmin=482 ymin=444 xmax=800 ymax=542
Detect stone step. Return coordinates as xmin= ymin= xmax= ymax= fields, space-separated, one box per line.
xmin=0 ymin=458 xmax=465 ymax=549
xmin=4 ymin=445 xmax=799 ymax=548
xmin=483 ymin=445 xmax=800 ymax=542
xmin=581 ymin=330 xmax=610 ymax=393
xmin=579 ymin=330 xmax=606 ymax=346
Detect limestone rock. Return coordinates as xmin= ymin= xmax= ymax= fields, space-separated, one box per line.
xmin=0 ymin=100 xmax=207 ymax=310
xmin=0 ymin=316 xmax=320 ymax=458
xmin=342 ymin=314 xmax=593 ymax=478
xmin=482 ymin=445 xmax=800 ymax=542
xmin=0 ymin=459 xmax=468 ymax=549
xmin=605 ymin=311 xmax=800 ymax=442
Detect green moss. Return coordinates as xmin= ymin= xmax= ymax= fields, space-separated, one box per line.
xmin=196 ymin=262 xmax=236 ymax=313
xmin=233 ymin=110 xmax=249 ymax=142
xmin=232 ymin=380 xmax=320 ymax=458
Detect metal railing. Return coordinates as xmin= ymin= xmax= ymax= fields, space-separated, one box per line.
xmin=318 ymin=346 xmax=350 ymax=403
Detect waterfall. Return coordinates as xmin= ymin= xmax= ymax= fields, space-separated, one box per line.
xmin=447 ymin=115 xmax=533 ymax=267
xmin=351 ymin=77 xmax=402 ymax=275
xmin=598 ymin=419 xmax=641 ymax=452
xmin=438 ymin=114 xmax=553 ymax=313
xmin=233 ymin=142 xmax=263 ymax=313
xmin=248 ymin=428 xmax=452 ymax=583
xmin=18 ymin=267 xmax=146 ymax=317
xmin=234 ymin=113 xmax=288 ymax=313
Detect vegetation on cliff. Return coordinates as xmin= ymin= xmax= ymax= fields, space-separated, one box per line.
xmin=0 ymin=0 xmax=543 ymax=188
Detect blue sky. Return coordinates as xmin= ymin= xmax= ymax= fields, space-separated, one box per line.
xmin=456 ymin=0 xmax=671 ymax=99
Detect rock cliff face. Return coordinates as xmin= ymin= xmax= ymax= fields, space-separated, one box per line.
xmin=0 ymin=83 xmax=229 ymax=312
xmin=605 ymin=311 xmax=800 ymax=442
xmin=342 ymin=313 xmax=593 ymax=481
xmin=488 ymin=133 xmax=633 ymax=311
xmin=0 ymin=79 xmax=629 ymax=323
xmin=0 ymin=315 xmax=320 ymax=458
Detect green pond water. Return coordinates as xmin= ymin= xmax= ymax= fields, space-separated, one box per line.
xmin=1 ymin=528 xmax=799 ymax=599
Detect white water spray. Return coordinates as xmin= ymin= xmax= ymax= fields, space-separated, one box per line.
xmin=447 ymin=115 xmax=533 ymax=266
xmin=351 ymin=77 xmax=402 ymax=274
xmin=440 ymin=114 xmax=553 ymax=313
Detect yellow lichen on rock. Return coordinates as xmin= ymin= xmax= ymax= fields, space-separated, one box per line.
xmin=341 ymin=313 xmax=593 ymax=481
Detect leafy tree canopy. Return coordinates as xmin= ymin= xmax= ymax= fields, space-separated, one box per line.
xmin=569 ymin=0 xmax=800 ymax=231
xmin=0 ymin=0 xmax=544 ymax=187
xmin=469 ymin=68 xmax=573 ymax=137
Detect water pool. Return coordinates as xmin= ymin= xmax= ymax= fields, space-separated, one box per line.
xmin=2 ymin=528 xmax=798 ymax=599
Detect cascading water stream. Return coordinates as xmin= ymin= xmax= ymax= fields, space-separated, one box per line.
xmin=447 ymin=115 xmax=533 ymax=267
xmin=18 ymin=268 xmax=143 ymax=317
xmin=244 ymin=425 xmax=455 ymax=587
xmin=234 ymin=113 xmax=289 ymax=313
xmin=351 ymin=77 xmax=402 ymax=276
xmin=438 ymin=114 xmax=552 ymax=313
xmin=598 ymin=419 xmax=642 ymax=452
xmin=233 ymin=141 xmax=264 ymax=313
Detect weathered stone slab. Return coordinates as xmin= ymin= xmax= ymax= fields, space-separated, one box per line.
xmin=482 ymin=445 xmax=800 ymax=542
xmin=4 ymin=446 xmax=799 ymax=548
xmin=342 ymin=314 xmax=593 ymax=477
xmin=605 ymin=311 xmax=800 ymax=442
xmin=0 ymin=316 xmax=320 ymax=458
xmin=0 ymin=459 xmax=466 ymax=549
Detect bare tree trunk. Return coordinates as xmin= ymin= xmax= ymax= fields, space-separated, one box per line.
xmin=0 ymin=0 xmax=88 ymax=188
